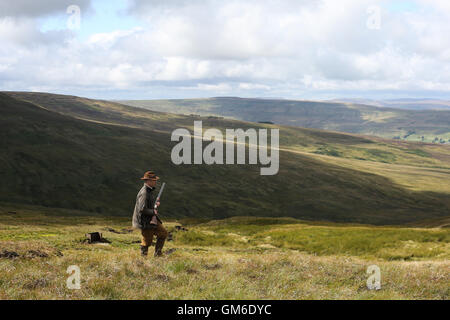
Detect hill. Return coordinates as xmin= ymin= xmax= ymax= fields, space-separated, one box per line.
xmin=1 ymin=91 xmax=450 ymax=224
xmin=118 ymin=97 xmax=450 ymax=143
xmin=330 ymin=98 xmax=450 ymax=111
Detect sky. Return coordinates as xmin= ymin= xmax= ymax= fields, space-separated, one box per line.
xmin=0 ymin=0 xmax=449 ymax=100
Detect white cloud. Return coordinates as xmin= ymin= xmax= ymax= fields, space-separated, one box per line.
xmin=0 ymin=0 xmax=450 ymax=99
xmin=196 ymin=83 xmax=232 ymax=92
xmin=0 ymin=17 xmax=69 ymax=46
xmin=238 ymin=83 xmax=271 ymax=90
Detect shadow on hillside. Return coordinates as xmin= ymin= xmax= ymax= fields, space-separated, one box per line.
xmin=1 ymin=92 xmax=449 ymax=226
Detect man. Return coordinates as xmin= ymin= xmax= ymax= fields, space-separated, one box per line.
xmin=132 ymin=171 xmax=168 ymax=257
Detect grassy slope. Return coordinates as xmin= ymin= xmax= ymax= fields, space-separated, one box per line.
xmin=8 ymin=92 xmax=450 ymax=167
xmin=7 ymin=92 xmax=450 ymax=170
xmin=0 ymin=206 xmax=448 ymax=299
xmin=119 ymin=97 xmax=450 ymax=142
xmin=1 ymin=92 xmax=450 ymax=224
xmin=331 ymin=98 xmax=450 ymax=111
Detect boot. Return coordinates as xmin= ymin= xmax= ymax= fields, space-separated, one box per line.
xmin=140 ymin=245 xmax=149 ymax=256
xmin=154 ymin=238 xmax=166 ymax=257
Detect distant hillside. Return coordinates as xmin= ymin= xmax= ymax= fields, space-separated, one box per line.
xmin=118 ymin=97 xmax=450 ymax=143
xmin=330 ymin=98 xmax=450 ymax=111
xmin=1 ymin=91 xmax=450 ymax=224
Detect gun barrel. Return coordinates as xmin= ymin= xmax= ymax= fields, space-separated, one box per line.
xmin=154 ymin=182 xmax=166 ymax=209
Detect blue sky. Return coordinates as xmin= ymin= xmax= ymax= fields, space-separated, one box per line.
xmin=384 ymin=0 xmax=418 ymax=12
xmin=40 ymin=0 xmax=141 ymax=41
xmin=1 ymin=0 xmax=449 ymax=100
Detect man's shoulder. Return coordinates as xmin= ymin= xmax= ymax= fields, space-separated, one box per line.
xmin=137 ymin=185 xmax=147 ymax=197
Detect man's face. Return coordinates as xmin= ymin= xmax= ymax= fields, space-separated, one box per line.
xmin=145 ymin=179 xmax=157 ymax=188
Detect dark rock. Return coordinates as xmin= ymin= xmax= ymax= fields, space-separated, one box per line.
xmin=85 ymin=232 xmax=110 ymax=243
xmin=86 ymin=232 xmax=102 ymax=242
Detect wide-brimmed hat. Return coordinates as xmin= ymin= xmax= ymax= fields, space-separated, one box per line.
xmin=140 ymin=171 xmax=160 ymax=181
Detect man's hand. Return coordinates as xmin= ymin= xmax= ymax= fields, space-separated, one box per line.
xmin=156 ymin=201 xmax=160 ymax=207
xmin=154 ymin=208 xmax=158 ymax=215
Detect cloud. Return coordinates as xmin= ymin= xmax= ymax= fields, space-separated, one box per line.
xmin=0 ymin=0 xmax=91 ymax=18
xmin=0 ymin=17 xmax=69 ymax=46
xmin=0 ymin=0 xmax=450 ymax=99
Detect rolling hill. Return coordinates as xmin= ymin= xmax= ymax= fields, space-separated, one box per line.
xmin=1 ymin=91 xmax=450 ymax=225
xmin=330 ymin=98 xmax=450 ymax=111
xmin=118 ymin=97 xmax=450 ymax=143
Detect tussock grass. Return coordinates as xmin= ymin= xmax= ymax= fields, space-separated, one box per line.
xmin=0 ymin=208 xmax=448 ymax=299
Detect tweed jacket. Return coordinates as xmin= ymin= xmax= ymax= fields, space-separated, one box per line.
xmin=132 ymin=184 xmax=156 ymax=230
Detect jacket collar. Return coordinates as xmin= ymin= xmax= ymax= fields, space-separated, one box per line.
xmin=144 ymin=184 xmax=155 ymax=191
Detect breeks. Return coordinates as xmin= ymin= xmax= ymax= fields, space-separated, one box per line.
xmin=141 ymin=223 xmax=168 ymax=247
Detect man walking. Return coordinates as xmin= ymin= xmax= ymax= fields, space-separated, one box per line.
xmin=132 ymin=171 xmax=168 ymax=257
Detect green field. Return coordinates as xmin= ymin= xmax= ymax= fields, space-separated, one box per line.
xmin=0 ymin=205 xmax=448 ymax=299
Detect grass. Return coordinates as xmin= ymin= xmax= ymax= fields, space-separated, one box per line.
xmin=118 ymin=97 xmax=450 ymax=143
xmin=193 ymin=217 xmax=449 ymax=260
xmin=405 ymin=149 xmax=432 ymax=158
xmin=0 ymin=207 xmax=448 ymax=299
xmin=1 ymin=93 xmax=449 ymax=300
xmin=1 ymin=92 xmax=450 ymax=225
xmin=313 ymin=146 xmax=343 ymax=157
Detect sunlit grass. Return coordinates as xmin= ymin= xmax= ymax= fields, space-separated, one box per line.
xmin=0 ymin=208 xmax=448 ymax=299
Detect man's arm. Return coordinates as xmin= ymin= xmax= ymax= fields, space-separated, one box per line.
xmin=141 ymin=207 xmax=154 ymax=216
xmin=137 ymin=192 xmax=154 ymax=216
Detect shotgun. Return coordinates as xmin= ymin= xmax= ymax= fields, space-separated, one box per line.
xmin=150 ymin=182 xmax=166 ymax=226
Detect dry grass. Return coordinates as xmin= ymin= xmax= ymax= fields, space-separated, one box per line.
xmin=0 ymin=209 xmax=448 ymax=300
